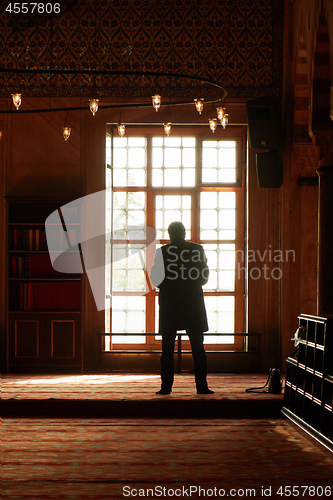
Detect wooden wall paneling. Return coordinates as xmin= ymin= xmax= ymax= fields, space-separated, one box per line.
xmin=7 ymin=99 xmax=82 ymax=198
xmin=280 ymin=146 xmax=319 ymax=369
xmin=81 ymin=109 xmax=108 ymax=372
xmin=0 ymin=100 xmax=9 ymax=372
xmin=247 ymin=149 xmax=281 ymax=372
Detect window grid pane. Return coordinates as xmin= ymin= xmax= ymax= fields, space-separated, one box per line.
xmin=200 ymin=192 xmax=236 ymax=240
xmin=113 ymin=137 xmax=147 ymax=186
xmin=202 ymin=140 xmax=236 ymax=184
xmin=156 ymin=195 xmax=191 ymax=240
xmin=113 ymin=245 xmax=146 ymax=292
xmin=112 ymin=296 xmax=146 ymax=343
xmin=113 ymin=192 xmax=146 ymax=239
xmin=204 ymin=296 xmax=235 ymax=342
xmin=203 ymin=244 xmax=236 ymax=292
xmin=152 ymin=137 xmax=196 ymax=187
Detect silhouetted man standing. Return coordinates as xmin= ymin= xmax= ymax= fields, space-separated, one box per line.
xmin=150 ymin=221 xmax=214 ymax=395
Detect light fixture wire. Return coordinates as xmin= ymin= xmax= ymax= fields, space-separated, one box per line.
xmin=2 ymin=69 xmax=227 ymax=116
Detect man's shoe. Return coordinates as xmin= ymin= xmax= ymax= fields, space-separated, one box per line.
xmin=197 ymin=388 xmax=214 ymax=394
xmin=156 ymin=388 xmax=172 ymax=395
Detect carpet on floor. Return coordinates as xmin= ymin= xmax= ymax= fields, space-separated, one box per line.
xmin=2 ymin=373 xmax=284 ymax=418
xmin=2 ymin=417 xmax=333 ymax=500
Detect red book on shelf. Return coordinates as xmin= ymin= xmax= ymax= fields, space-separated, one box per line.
xmin=20 ymin=282 xmax=24 ymax=310
xmin=51 ymin=282 xmax=55 ymax=310
xmin=35 ymin=229 xmax=40 ymax=251
xmin=64 ymin=282 xmax=68 ymax=310
xmin=41 ymin=230 xmax=46 ymax=251
xmin=47 ymin=254 xmax=53 ymax=276
xmin=28 ymin=229 xmax=33 ymax=251
xmin=38 ymin=254 xmax=43 ymax=277
xmin=36 ymin=255 xmax=40 ymax=277
xmin=36 ymin=282 xmax=41 ymax=310
xmin=18 ymin=257 xmax=23 ymax=278
xmin=41 ymin=282 xmax=45 ymax=311
xmin=44 ymin=282 xmax=49 ymax=310
xmin=23 ymin=283 xmax=27 ymax=311
xmin=57 ymin=282 xmax=61 ymax=310
xmin=50 ymin=282 xmax=53 ymax=311
xmin=65 ymin=282 xmax=69 ymax=310
xmin=27 ymin=282 xmax=32 ymax=310
xmin=76 ymin=282 xmax=81 ymax=309
xmin=41 ymin=282 xmax=46 ymax=311
xmin=24 ymin=255 xmax=30 ymax=277
xmin=30 ymin=254 xmax=36 ymax=277
xmin=31 ymin=282 xmax=35 ymax=310
xmin=20 ymin=230 xmax=24 ymax=250
xmin=11 ymin=256 xmax=17 ymax=277
xmin=9 ymin=229 xmax=13 ymax=250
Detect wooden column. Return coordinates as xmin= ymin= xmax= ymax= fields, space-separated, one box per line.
xmin=317 ymin=165 xmax=333 ymax=315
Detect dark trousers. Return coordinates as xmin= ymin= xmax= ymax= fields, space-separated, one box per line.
xmin=160 ymin=329 xmax=208 ymax=392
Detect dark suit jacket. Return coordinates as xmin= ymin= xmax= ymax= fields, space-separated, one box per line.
xmin=150 ymin=237 xmax=209 ymax=333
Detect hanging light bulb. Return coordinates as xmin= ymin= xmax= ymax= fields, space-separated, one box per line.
xmin=216 ymin=104 xmax=228 ymax=129
xmin=221 ymin=113 xmax=229 ymax=129
xmin=89 ymin=99 xmax=99 ymax=116
xmin=117 ymin=108 xmax=126 ymax=137
xmin=216 ymin=106 xmax=224 ymax=121
xmin=152 ymin=94 xmax=161 ymax=112
xmin=62 ymin=112 xmax=71 ymax=141
xmin=117 ymin=123 xmax=126 ymax=137
xmin=163 ymin=122 xmax=172 ymax=136
xmin=11 ymin=93 xmax=22 ymax=110
xmin=163 ymin=105 xmax=172 ymax=136
xmin=194 ymin=98 xmax=204 ymax=115
xmin=63 ymin=126 xmax=71 ymax=141
xmin=209 ymin=118 xmax=217 ymax=133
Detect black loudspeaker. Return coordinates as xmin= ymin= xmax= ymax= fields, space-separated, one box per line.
xmin=256 ymin=150 xmax=282 ymax=188
xmin=246 ymin=97 xmax=283 ymax=149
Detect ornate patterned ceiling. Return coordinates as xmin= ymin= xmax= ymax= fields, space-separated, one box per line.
xmin=0 ymin=0 xmax=284 ymax=98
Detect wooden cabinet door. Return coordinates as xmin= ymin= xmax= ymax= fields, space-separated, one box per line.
xmin=8 ymin=315 xmax=44 ymax=368
xmin=8 ymin=313 xmax=81 ymax=371
xmin=44 ymin=315 xmax=81 ymax=367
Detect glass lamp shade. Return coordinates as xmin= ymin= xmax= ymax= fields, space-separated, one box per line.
xmin=217 ymin=106 xmax=228 ymax=128
xmin=209 ymin=118 xmax=217 ymax=133
xmin=117 ymin=123 xmax=126 ymax=137
xmin=62 ymin=127 xmax=71 ymax=141
xmin=194 ymin=99 xmax=204 ymax=114
xmin=11 ymin=93 xmax=22 ymax=110
xmin=216 ymin=106 xmax=224 ymax=121
xmin=89 ymin=99 xmax=99 ymax=116
xmin=152 ymin=94 xmax=161 ymax=111
xmin=163 ymin=122 xmax=172 ymax=136
xmin=221 ymin=113 xmax=229 ymax=129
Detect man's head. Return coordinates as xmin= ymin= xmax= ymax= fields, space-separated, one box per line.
xmin=168 ymin=221 xmax=186 ymax=241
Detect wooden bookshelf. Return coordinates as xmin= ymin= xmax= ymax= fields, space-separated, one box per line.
xmin=5 ymin=198 xmax=83 ymax=373
xmin=282 ymin=314 xmax=333 ymax=451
